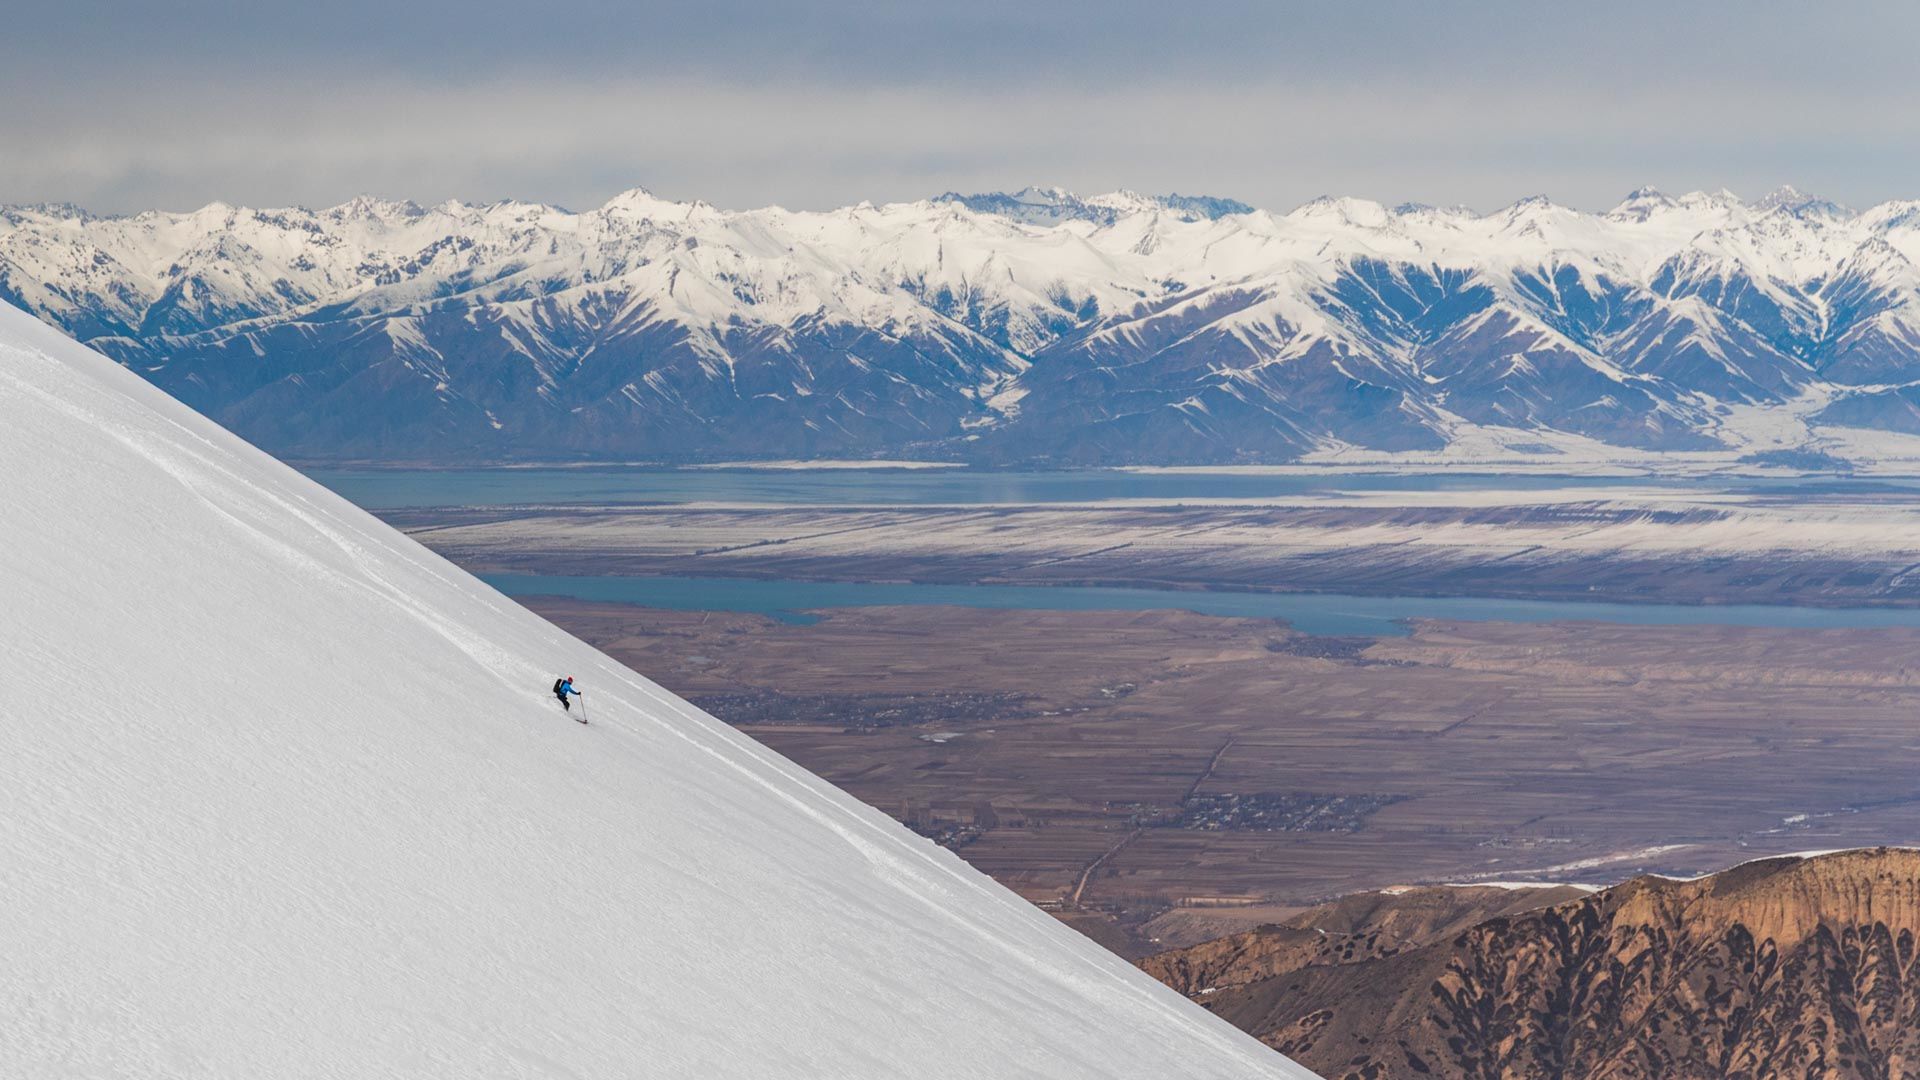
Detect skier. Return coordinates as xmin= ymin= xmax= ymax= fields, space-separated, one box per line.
xmin=553 ymin=675 xmax=582 ymax=713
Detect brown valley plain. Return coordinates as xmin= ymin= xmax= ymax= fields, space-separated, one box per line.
xmin=522 ymin=598 xmax=1920 ymax=956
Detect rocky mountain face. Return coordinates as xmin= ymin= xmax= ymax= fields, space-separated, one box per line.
xmin=1143 ymin=850 xmax=1920 ymax=1080
xmin=1141 ymin=884 xmax=1592 ymax=998
xmin=8 ymin=186 xmax=1920 ymax=464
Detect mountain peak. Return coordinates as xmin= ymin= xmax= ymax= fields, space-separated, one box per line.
xmin=1497 ymin=193 xmax=1574 ymax=220
xmin=1085 ymin=189 xmax=1164 ymax=215
xmin=599 ymin=186 xmax=677 ymax=216
xmin=327 ymin=194 xmax=426 ymax=220
xmin=1394 ymin=201 xmax=1478 ymax=220
xmin=1289 ymin=195 xmax=1393 ymax=228
xmin=1756 ymin=184 xmax=1849 ymax=218
xmin=931 ymin=188 xmax=1248 ymax=226
xmin=930 ymin=188 xmax=1091 ymax=225
xmin=1158 ymin=192 xmax=1255 ymax=219
xmin=1011 ymin=184 xmax=1076 ymax=203
xmin=1607 ymin=186 xmax=1677 ymax=222
xmin=0 ymin=201 xmax=93 ymax=224
xmin=1675 ymin=188 xmax=1746 ymax=211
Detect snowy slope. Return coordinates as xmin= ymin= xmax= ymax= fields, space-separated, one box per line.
xmin=14 ymin=184 xmax=1920 ymax=465
xmin=0 ymin=303 xmax=1308 ymax=1078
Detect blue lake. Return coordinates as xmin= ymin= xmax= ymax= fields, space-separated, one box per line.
xmin=304 ymin=465 xmax=1920 ymax=635
xmin=309 ymin=465 xmax=1753 ymax=509
xmin=480 ymin=573 xmax=1920 ymax=638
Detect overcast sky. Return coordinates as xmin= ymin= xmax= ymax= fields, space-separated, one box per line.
xmin=8 ymin=0 xmax=1920 ymax=214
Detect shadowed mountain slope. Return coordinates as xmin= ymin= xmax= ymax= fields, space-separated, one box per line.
xmin=12 ymin=187 xmax=1920 ymax=464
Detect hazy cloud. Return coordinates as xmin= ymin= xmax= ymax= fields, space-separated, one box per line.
xmin=6 ymin=1 xmax=1920 ymax=213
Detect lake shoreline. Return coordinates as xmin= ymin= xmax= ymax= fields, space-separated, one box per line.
xmin=392 ymin=497 xmax=1920 ymax=615
xmin=479 ymin=572 xmax=1920 ymax=637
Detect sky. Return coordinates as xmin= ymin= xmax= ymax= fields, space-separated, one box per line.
xmin=6 ymin=0 xmax=1920 ymax=215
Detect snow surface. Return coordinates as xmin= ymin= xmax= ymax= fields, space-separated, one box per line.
xmin=12 ymin=183 xmax=1920 ymax=380
xmin=0 ymin=302 xmax=1308 ymax=1078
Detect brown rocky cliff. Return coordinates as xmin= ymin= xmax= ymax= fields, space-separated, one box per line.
xmin=1142 ymin=924 xmax=1329 ymax=997
xmin=1142 ymin=884 xmax=1588 ymax=997
xmin=1143 ymin=849 xmax=1920 ymax=1080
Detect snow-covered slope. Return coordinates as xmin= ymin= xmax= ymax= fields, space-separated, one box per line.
xmin=12 ymin=185 xmax=1920 ymax=465
xmin=0 ymin=302 xmax=1307 ymax=1077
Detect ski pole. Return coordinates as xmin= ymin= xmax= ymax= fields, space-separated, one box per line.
xmin=581 ymin=693 xmax=588 ymax=723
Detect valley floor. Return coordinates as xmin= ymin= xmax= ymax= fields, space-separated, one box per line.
xmin=524 ymin=598 xmax=1920 ymax=956
xmin=369 ymin=468 xmax=1920 ymax=1075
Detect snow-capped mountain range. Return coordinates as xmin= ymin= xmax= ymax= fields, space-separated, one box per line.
xmin=8 ymin=184 xmax=1920 ymax=465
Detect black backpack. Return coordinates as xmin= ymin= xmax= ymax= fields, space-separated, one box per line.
xmin=552 ymin=678 xmax=565 ymax=696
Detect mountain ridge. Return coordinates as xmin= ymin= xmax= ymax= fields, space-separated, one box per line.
xmin=1144 ymin=848 xmax=1920 ymax=1080
xmin=10 ymin=185 xmax=1920 ymax=465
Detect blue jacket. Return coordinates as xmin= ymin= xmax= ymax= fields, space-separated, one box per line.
xmin=558 ymin=679 xmax=580 ymax=697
